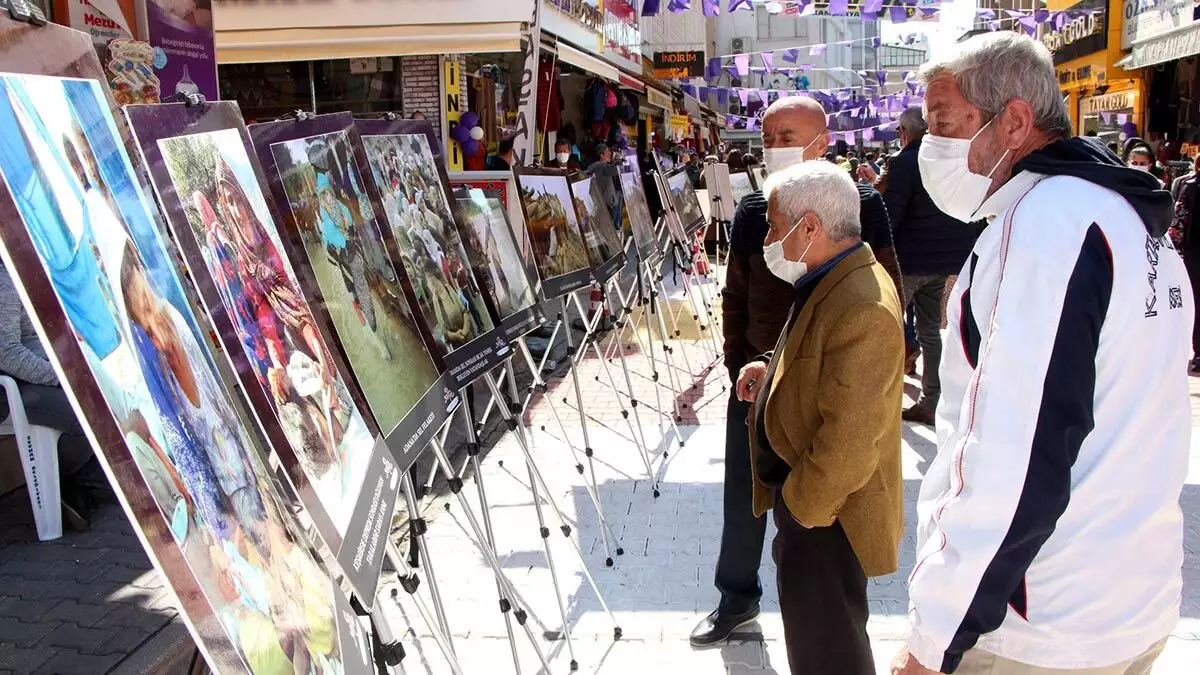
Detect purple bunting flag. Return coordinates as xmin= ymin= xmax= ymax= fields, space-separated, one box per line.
xmin=738 ymin=88 xmax=750 ymax=107
xmin=734 ymin=54 xmax=750 ymax=78
xmin=703 ymin=0 xmax=720 ymax=16
xmin=1100 ymin=112 xmax=1112 ymax=125
xmin=829 ymin=0 xmax=848 ymax=15
xmin=761 ymin=52 xmax=774 ymax=74
xmin=810 ymin=44 xmax=827 ymax=56
xmin=876 ymin=70 xmax=887 ymax=86
xmin=890 ymin=6 xmax=907 ymax=23
xmin=717 ymin=88 xmax=729 ymax=105
xmin=1117 ymin=113 xmax=1129 ymax=125
xmin=758 ymin=90 xmax=770 ymax=106
xmin=920 ymin=8 xmax=939 ymax=18
xmin=782 ymin=48 xmax=799 ymax=63
xmin=642 ymin=0 xmax=661 ymax=16
xmin=1034 ymin=8 xmax=1049 ymax=22
xmin=977 ymin=9 xmax=995 ymax=20
xmin=872 ymin=36 xmax=883 ymax=48
xmin=863 ymin=128 xmax=874 ymax=142
xmin=863 ymin=0 xmax=884 ymax=13
xmin=706 ymin=58 xmax=722 ymax=82
xmin=725 ymin=66 xmax=739 ymax=80
xmin=988 ymin=20 xmax=1001 ymax=31
xmin=728 ymin=0 xmax=752 ymax=11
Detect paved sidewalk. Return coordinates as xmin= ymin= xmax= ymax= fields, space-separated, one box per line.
xmin=379 ymin=279 xmax=1200 ymax=675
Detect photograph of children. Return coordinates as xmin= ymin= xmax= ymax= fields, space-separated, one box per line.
xmin=729 ymin=170 xmax=756 ymax=206
xmin=157 ymin=127 xmax=376 ymax=535
xmin=268 ymin=129 xmax=440 ymax=432
xmin=570 ymin=174 xmax=624 ymax=267
xmin=0 ymin=73 xmax=356 ymax=674
xmin=666 ymin=167 xmax=706 ymax=234
xmin=513 ymin=173 xmax=591 ymax=281
xmin=360 ymin=134 xmax=495 ymax=357
xmin=619 ymin=169 xmax=657 ymax=261
xmin=456 ymin=192 xmax=537 ymax=320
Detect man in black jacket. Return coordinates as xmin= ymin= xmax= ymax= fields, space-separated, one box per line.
xmin=692 ymin=96 xmax=902 ymax=647
xmin=883 ymin=107 xmax=978 ymax=426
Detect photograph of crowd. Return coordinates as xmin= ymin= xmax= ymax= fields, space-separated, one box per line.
xmin=456 ymin=192 xmax=537 ymax=320
xmin=619 ymin=169 xmax=656 ymax=259
xmin=0 ymin=73 xmax=353 ymax=673
xmin=729 ymin=170 xmax=756 ymax=206
xmin=514 ymin=173 xmax=591 ymax=282
xmin=667 ymin=168 xmax=706 ymax=233
xmin=158 ymin=127 xmax=376 ymax=534
xmin=571 ymin=174 xmax=624 ymax=267
xmin=269 ymin=129 xmax=440 ymax=431
xmin=361 ymin=133 xmax=495 ymax=356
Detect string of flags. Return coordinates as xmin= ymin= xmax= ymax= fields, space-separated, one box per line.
xmin=678 ymin=81 xmax=923 ymax=110
xmin=725 ymin=112 xmax=902 ymax=143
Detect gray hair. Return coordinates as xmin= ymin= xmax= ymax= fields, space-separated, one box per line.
xmin=763 ymin=161 xmax=860 ymax=242
xmin=898 ymin=107 xmax=927 ymax=135
xmin=919 ymin=31 xmax=1070 ymax=136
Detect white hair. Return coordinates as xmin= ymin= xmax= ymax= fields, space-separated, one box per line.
xmin=919 ymin=31 xmax=1070 ymax=136
xmin=898 ymin=107 xmax=927 ymax=135
xmin=763 ymin=161 xmax=860 ymax=242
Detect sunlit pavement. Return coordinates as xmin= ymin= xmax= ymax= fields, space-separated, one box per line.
xmin=380 ymin=277 xmax=1200 ymax=674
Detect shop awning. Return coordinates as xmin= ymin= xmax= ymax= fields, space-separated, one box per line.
xmin=645 ymin=87 xmax=672 ymax=110
xmin=217 ymin=22 xmax=523 ymax=63
xmin=557 ymin=41 xmax=623 ymax=83
xmin=618 ymin=74 xmax=645 ymax=92
xmin=214 ymin=0 xmax=528 ymax=63
xmin=1121 ymin=21 xmax=1200 ymax=70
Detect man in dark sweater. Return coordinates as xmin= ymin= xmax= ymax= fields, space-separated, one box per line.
xmin=883 ymin=107 xmax=979 ymax=425
xmin=692 ymin=97 xmax=903 ymax=647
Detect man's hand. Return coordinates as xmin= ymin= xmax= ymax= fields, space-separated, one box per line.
xmin=857 ymin=163 xmax=879 ymax=185
xmin=736 ymin=362 xmax=768 ymax=403
xmin=891 ymin=647 xmax=939 ymax=675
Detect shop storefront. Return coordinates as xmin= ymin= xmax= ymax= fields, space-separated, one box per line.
xmin=1118 ymin=0 xmax=1200 ymax=160
xmin=212 ymin=0 xmax=528 ymax=156
xmin=1046 ymin=0 xmax=1146 ymax=141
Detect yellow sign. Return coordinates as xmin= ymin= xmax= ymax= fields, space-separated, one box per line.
xmin=669 ymin=114 xmax=690 ymax=141
xmin=444 ymin=58 xmax=463 ymax=171
xmin=1081 ymin=90 xmax=1136 ymax=114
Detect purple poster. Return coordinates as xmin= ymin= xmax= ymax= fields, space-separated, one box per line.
xmin=144 ymin=0 xmax=217 ymax=100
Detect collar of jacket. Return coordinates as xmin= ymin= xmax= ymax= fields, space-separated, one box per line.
xmin=792 ymin=241 xmax=863 ymax=290
xmin=783 ymin=244 xmax=878 ymax=347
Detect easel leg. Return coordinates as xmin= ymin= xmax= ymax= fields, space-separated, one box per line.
xmin=382 ymin=540 xmax=466 ymax=675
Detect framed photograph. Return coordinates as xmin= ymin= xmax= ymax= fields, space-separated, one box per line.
xmin=748 ymin=164 xmax=769 ymax=191
xmin=355 ymin=119 xmax=512 ymax=388
xmin=620 ymin=166 xmax=660 ymax=265
xmin=511 ymin=167 xmax=593 ymax=299
xmin=729 ymin=169 xmax=756 ymax=206
xmin=664 ymin=166 xmax=706 ymax=235
xmin=454 ymin=188 xmax=545 ymax=340
xmin=0 ymin=68 xmax=371 ymax=674
xmin=248 ymin=113 xmax=460 ymax=467
xmin=125 ymin=101 xmax=400 ymax=602
xmin=653 ymin=170 xmax=690 ymax=246
xmin=568 ymin=172 xmax=627 ymax=283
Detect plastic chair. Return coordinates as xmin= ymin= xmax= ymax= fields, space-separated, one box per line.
xmin=0 ymin=375 xmax=63 ymax=541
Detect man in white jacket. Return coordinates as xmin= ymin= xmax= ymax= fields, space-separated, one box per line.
xmin=892 ymin=32 xmax=1192 ymax=675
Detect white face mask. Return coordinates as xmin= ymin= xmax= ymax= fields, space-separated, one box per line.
xmin=1130 ymin=163 xmax=1152 ymax=172
xmin=762 ymin=218 xmax=815 ymax=285
xmin=763 ymin=134 xmax=825 ymax=174
xmin=556 ymin=152 xmax=571 ymax=164
xmin=918 ymin=116 xmax=1010 ymax=222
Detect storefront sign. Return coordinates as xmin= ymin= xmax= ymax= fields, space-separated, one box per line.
xmin=653 ymin=51 xmax=704 ymax=79
xmin=1081 ymin=90 xmax=1136 ymax=114
xmin=669 ymin=114 xmax=691 ymax=141
xmin=512 ymin=0 xmax=541 ymax=165
xmin=53 ymin=0 xmax=136 ymax=50
xmin=1057 ymin=64 xmax=1103 ymax=85
xmin=444 ymin=57 xmax=464 ymax=171
xmin=545 ymin=0 xmax=602 ymax=33
xmin=144 ymin=0 xmax=218 ymax=99
xmin=1126 ymin=19 xmax=1200 ymax=68
xmin=1043 ymin=0 xmax=1107 ymax=64
xmin=647 ymin=87 xmax=672 ymax=111
xmin=1121 ymin=0 xmax=1195 ymax=50
xmin=603 ymin=0 xmax=640 ymax=65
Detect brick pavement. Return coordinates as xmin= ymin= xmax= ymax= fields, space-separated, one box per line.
xmin=378 ymin=275 xmax=1200 ymax=674
xmin=0 ymin=494 xmax=189 ymax=674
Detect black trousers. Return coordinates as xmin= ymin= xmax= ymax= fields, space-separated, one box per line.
xmin=4 ymin=381 xmax=103 ymax=491
xmin=773 ymin=494 xmax=873 ymax=675
xmin=713 ymin=393 xmax=768 ymax=614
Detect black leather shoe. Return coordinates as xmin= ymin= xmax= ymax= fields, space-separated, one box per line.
xmin=688 ymin=606 xmax=760 ymax=647
xmin=902 ymin=405 xmax=935 ymax=426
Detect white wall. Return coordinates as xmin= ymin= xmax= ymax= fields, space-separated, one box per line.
xmin=641 ymin=3 xmax=708 ymax=59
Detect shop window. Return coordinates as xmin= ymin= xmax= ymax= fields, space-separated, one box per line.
xmin=218 ymin=62 xmax=313 ymax=125
xmin=311 ymin=58 xmax=403 ymax=116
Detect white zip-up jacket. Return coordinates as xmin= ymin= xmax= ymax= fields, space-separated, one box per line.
xmin=906 ymin=169 xmax=1193 ymax=672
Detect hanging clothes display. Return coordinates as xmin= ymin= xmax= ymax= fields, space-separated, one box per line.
xmin=537 ymin=54 xmax=561 ymax=133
